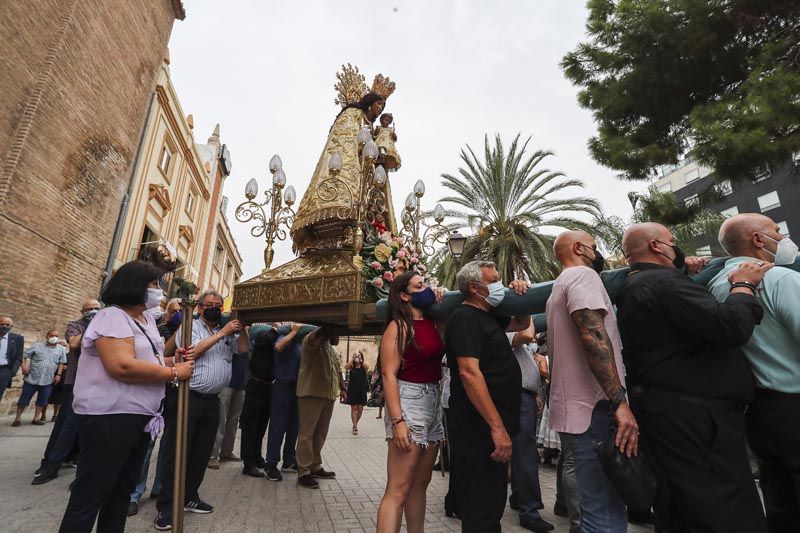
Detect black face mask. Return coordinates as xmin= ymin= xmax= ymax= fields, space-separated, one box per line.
xmin=656 ymin=240 xmax=686 ymax=270
xmin=0 ymin=325 xmax=10 ymax=336
xmin=579 ymin=243 xmax=605 ymax=273
xmin=202 ymin=307 xmax=222 ymax=324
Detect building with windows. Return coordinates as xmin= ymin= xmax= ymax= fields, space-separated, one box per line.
xmin=653 ymin=154 xmax=800 ymax=256
xmin=112 ymin=52 xmax=242 ymax=294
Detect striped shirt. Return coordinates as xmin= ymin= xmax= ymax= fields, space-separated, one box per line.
xmin=176 ymin=319 xmax=239 ymax=395
xmin=23 ymin=342 xmax=67 ymax=386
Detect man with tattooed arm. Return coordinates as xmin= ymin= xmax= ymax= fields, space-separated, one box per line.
xmin=545 ymin=230 xmax=635 ymax=533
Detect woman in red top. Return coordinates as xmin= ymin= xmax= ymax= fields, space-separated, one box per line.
xmin=376 ymin=271 xmax=446 ymax=533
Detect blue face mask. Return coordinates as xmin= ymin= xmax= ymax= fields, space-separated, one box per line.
xmin=480 ymin=281 xmax=506 ymax=308
xmin=409 ymin=287 xmax=436 ymax=309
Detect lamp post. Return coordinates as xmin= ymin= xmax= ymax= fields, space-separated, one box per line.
xmin=400 ymin=181 xmax=452 ymax=257
xmin=235 ymin=154 xmax=296 ymax=272
xmin=447 ymin=230 xmax=467 ymax=260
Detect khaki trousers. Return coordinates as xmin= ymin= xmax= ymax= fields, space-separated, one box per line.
xmin=296 ymin=396 xmax=335 ymax=477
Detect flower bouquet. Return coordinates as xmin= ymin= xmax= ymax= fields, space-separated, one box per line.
xmin=360 ymin=227 xmax=428 ymax=301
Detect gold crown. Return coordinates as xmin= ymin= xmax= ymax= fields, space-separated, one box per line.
xmin=334 ymin=64 xmax=396 ymax=107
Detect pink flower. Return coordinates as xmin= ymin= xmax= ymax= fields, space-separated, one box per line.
xmin=370 ymin=261 xmax=382 ymax=270
xmin=396 ymin=250 xmax=407 ymax=259
xmin=409 ymin=256 xmax=419 ymax=264
xmin=383 ymin=271 xmax=395 ymax=282
xmin=372 ymin=278 xmax=384 ymax=288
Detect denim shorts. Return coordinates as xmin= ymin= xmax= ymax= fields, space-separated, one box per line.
xmin=18 ymin=381 xmax=53 ymax=407
xmin=384 ymin=380 xmax=444 ymax=447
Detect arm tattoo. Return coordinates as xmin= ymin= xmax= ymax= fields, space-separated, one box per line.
xmin=571 ymin=309 xmax=625 ymax=401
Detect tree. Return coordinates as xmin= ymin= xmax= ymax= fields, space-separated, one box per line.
xmin=437 ymin=134 xmax=601 ymax=283
xmin=562 ymin=0 xmax=800 ymax=182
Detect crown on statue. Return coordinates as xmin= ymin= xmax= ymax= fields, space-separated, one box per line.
xmin=334 ymin=64 xmax=395 ymax=107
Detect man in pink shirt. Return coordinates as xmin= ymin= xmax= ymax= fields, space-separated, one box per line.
xmin=546 ymin=230 xmax=638 ymax=533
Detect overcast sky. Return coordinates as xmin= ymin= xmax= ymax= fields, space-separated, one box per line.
xmin=168 ymin=0 xmax=648 ymax=280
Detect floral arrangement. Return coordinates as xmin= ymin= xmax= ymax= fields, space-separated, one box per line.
xmin=360 ymin=228 xmax=429 ymax=301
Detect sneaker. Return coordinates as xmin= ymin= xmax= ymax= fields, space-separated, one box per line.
xmin=11 ymin=420 xmax=20 ymax=427
xmin=553 ymin=502 xmax=568 ymax=517
xmin=127 ymin=501 xmax=138 ymax=517
xmin=280 ymin=463 xmax=298 ymax=473
xmin=242 ymin=465 xmax=265 ymax=478
xmin=266 ymin=465 xmax=283 ymax=481
xmin=519 ymin=517 xmax=555 ymax=532
xmin=207 ymin=458 xmax=220 ymax=469
xmin=31 ymin=467 xmax=58 ymax=486
xmin=310 ymin=468 xmax=336 ymax=479
xmin=297 ymin=474 xmax=319 ymax=489
xmin=184 ymin=499 xmax=214 ymax=514
xmin=154 ymin=512 xmax=172 ymax=531
xmin=219 ymin=453 xmax=239 ymax=462
xmin=255 ymin=458 xmax=268 ymax=470
xmin=61 ymin=461 xmax=77 ymax=469
xmin=32 ymin=419 xmax=46 ymax=426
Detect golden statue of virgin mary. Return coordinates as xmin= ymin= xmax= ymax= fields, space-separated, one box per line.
xmin=292 ymin=65 xmax=399 ymax=254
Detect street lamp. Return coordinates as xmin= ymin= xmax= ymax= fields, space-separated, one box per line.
xmin=447 ymin=230 xmax=467 ymax=260
xmin=235 ymin=154 xmax=296 ymax=272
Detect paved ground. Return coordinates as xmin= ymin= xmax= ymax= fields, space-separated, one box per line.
xmin=0 ymin=404 xmax=653 ymax=532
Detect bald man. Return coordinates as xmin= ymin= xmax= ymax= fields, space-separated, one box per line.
xmin=33 ymin=298 xmax=101 ymax=485
xmin=709 ymin=214 xmax=800 ymax=532
xmin=617 ymin=222 xmax=770 ymax=532
xmin=0 ymin=315 xmax=24 ymax=402
xmin=546 ymin=230 xmax=634 ymax=533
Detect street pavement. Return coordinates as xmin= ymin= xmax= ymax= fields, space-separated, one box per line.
xmin=0 ymin=405 xmax=653 ymax=532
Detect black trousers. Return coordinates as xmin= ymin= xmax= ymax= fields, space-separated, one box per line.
xmin=746 ymin=390 xmax=800 ymax=533
xmin=450 ymin=438 xmax=508 ymax=533
xmin=59 ymin=414 xmax=150 ymax=533
xmin=633 ymin=396 xmax=766 ymax=533
xmin=443 ymin=408 xmax=459 ymax=515
xmin=239 ymin=379 xmax=271 ymax=468
xmin=156 ymin=388 xmax=220 ymax=514
xmin=0 ymin=366 xmax=12 ymax=401
xmin=42 ymin=384 xmax=79 ymax=469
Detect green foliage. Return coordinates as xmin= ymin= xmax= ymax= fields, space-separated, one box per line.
xmin=437 ymin=134 xmax=601 ymax=283
xmin=563 ymin=0 xmax=800 ymax=181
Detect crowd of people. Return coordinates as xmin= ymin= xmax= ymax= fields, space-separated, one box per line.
xmin=0 ymin=211 xmax=797 ymax=533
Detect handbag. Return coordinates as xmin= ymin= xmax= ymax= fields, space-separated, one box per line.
xmin=596 ymin=421 xmax=658 ymax=513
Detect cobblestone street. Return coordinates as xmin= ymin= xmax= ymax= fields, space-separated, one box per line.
xmin=0 ymin=404 xmax=652 ymax=532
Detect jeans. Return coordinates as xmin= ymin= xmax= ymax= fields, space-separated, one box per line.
xmin=559 ymin=401 xmax=626 ymax=533
xmin=212 ymin=386 xmax=245 ymax=458
xmin=559 ymin=433 xmax=582 ymax=533
xmin=18 ymin=381 xmax=52 ymax=406
xmin=240 ymin=380 xmax=272 ymax=468
xmin=266 ymin=379 xmax=298 ymax=467
xmin=510 ymin=392 xmax=544 ymax=522
xmin=130 ymin=436 xmax=164 ymax=502
xmin=42 ymin=384 xmax=79 ymax=469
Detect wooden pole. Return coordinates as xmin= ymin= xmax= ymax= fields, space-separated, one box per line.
xmin=172 ymin=301 xmax=194 ymax=532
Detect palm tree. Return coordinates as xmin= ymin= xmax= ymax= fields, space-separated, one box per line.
xmin=437 ymin=134 xmax=601 ymax=283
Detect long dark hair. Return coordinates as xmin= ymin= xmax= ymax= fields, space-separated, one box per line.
xmin=384 ymin=271 xmax=421 ymax=366
xmin=334 ymin=91 xmax=384 ymax=124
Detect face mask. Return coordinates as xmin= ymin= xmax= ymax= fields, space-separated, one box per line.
xmin=761 ymin=234 xmax=799 ymax=266
xmin=83 ymin=309 xmax=98 ymax=322
xmin=656 ymin=240 xmax=685 ymax=270
xmin=146 ymin=307 xmax=163 ymax=321
xmin=48 ymin=336 xmax=59 ymax=345
xmin=579 ymin=243 xmax=605 ymax=273
xmin=479 ymin=281 xmax=506 ymax=308
xmin=0 ymin=325 xmax=11 ymax=336
xmin=145 ymin=288 xmax=165 ymax=310
xmin=167 ymin=310 xmax=183 ymax=329
xmin=409 ymin=287 xmax=436 ymax=309
xmin=203 ymin=307 xmax=223 ymax=324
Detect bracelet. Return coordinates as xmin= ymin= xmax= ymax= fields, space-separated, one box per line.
xmin=391 ymin=416 xmax=404 ymax=427
xmin=170 ymin=366 xmax=179 ymax=386
xmin=731 ymin=281 xmax=758 ymax=294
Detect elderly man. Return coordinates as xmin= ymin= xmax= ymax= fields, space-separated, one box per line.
xmin=444 ymin=260 xmax=531 ymax=533
xmin=617 ymin=222 xmax=770 ymax=533
xmin=32 ymin=299 xmax=100 ymax=485
xmin=546 ymin=230 xmax=635 ymax=533
xmin=710 ymin=213 xmax=800 ymax=532
xmin=13 ymin=329 xmax=67 ymax=426
xmin=155 ymin=290 xmax=249 ymax=531
xmin=0 ymin=316 xmax=24 ymax=402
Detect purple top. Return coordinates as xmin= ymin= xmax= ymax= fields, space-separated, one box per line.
xmin=73 ymin=306 xmax=166 ymax=437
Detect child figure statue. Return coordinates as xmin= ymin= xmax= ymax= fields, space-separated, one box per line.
xmin=375 ymin=113 xmax=401 ymax=171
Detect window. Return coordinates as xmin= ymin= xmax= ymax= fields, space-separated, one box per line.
xmin=185 ymin=191 xmax=196 ymax=219
xmin=214 ymin=242 xmax=224 ymax=269
xmin=656 ymin=182 xmax=672 ymax=193
xmin=757 ymin=191 xmax=780 ymax=212
xmin=684 ymin=194 xmax=699 ymax=207
xmin=753 ymin=165 xmax=770 ymax=183
xmin=778 ymin=221 xmax=790 ymax=236
xmin=696 ymin=245 xmax=712 ymax=257
xmin=720 ymin=206 xmax=739 ymax=218
xmin=225 ymin=261 xmax=233 ymax=282
xmin=717 ymin=179 xmax=732 ymax=196
xmin=158 ymin=146 xmax=172 ymax=174
xmin=684 ymin=168 xmax=701 ymax=183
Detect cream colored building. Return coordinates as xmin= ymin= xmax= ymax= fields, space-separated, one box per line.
xmin=113 ymin=52 xmax=242 ymax=293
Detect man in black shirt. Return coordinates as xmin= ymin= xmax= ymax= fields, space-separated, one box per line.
xmin=617 ymin=222 xmax=770 ymax=532
xmin=445 ymin=260 xmax=531 ymax=533
xmin=239 ymin=325 xmax=277 ymax=477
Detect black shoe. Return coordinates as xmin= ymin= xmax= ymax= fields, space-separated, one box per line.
xmin=553 ymin=501 xmax=568 ymax=517
xmin=31 ymin=467 xmax=58 ymax=486
xmin=243 ymin=465 xmax=265 ymax=478
xmin=627 ymin=509 xmax=654 ymax=525
xmin=255 ymin=458 xmax=268 ymax=470
xmin=266 ymin=465 xmax=283 ymax=481
xmin=520 ymin=517 xmax=555 ymax=532
xmin=281 ymin=462 xmax=298 ymax=473
xmin=184 ymin=499 xmax=214 ymax=514
xmin=127 ymin=501 xmax=138 ymax=517
xmin=310 ymin=468 xmax=336 ymax=479
xmin=298 ymin=474 xmax=319 ymax=489
xmin=154 ymin=512 xmax=172 ymax=531
xmin=509 ymin=496 xmax=519 ymax=511
xmin=445 ymin=509 xmax=459 ymax=519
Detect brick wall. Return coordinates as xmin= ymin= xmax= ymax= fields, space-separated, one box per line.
xmin=0 ymin=0 xmax=183 ymax=412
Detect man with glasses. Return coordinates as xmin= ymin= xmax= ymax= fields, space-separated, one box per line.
xmin=154 ymin=290 xmax=250 ymax=531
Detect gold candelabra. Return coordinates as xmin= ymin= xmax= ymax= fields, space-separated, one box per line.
xmin=400 ymin=181 xmax=450 ymax=256
xmin=235 ymin=154 xmax=296 ymax=272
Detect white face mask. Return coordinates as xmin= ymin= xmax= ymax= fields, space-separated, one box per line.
xmin=145 ymin=288 xmax=165 ymax=310
xmin=47 ymin=336 xmax=59 ymax=345
xmin=761 ymin=234 xmax=799 ymax=266
xmin=479 ymin=281 xmax=506 ymax=307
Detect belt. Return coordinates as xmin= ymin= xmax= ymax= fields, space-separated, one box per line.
xmin=630 ymin=385 xmax=747 ymax=414
xmin=189 ymin=390 xmax=219 ymax=400
xmin=248 ymin=375 xmax=274 ymax=385
xmin=273 ymin=378 xmax=297 ymax=385
xmin=521 ymin=389 xmax=536 ymax=397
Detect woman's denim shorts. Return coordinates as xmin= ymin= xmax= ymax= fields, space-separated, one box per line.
xmin=384 ymin=380 xmax=444 ymax=447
